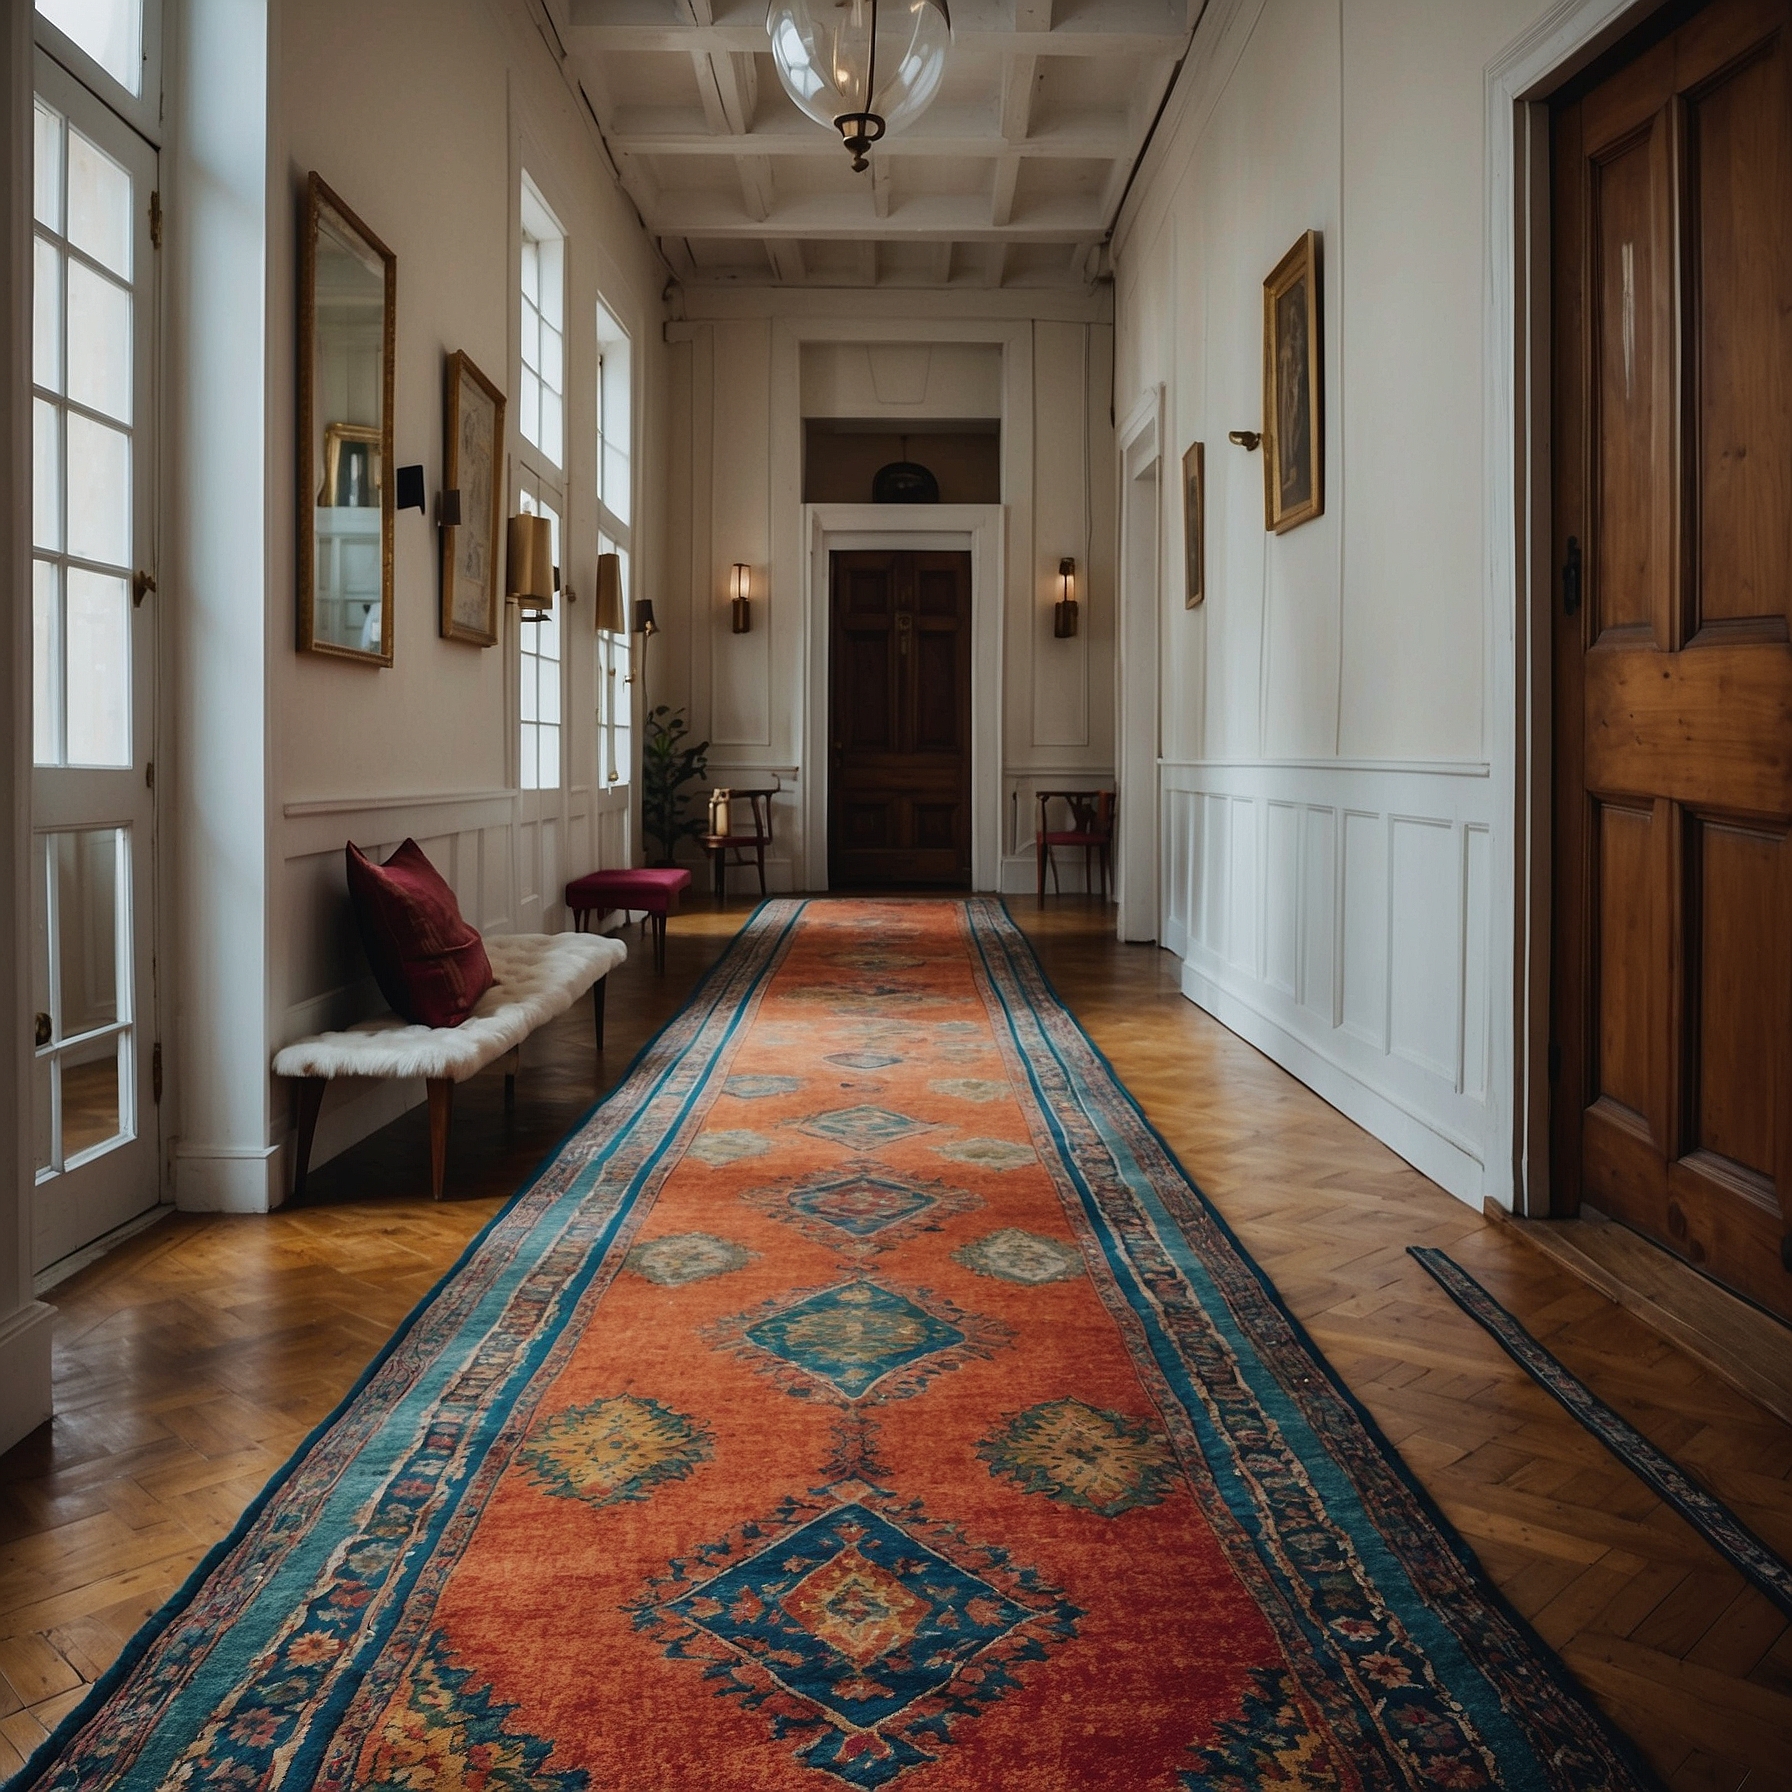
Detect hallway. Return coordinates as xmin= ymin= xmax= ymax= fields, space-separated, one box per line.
xmin=2 ymin=900 xmax=1786 ymax=1788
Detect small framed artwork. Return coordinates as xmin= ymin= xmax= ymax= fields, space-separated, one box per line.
xmin=440 ymin=351 xmax=506 ymax=646
xmin=1262 ymin=229 xmax=1323 ymax=533
xmin=319 ymin=422 xmax=382 ymax=508
xmin=1182 ymin=441 xmax=1205 ymax=606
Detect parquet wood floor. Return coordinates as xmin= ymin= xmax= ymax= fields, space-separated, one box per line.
xmin=2 ymin=897 xmax=1788 ymax=1788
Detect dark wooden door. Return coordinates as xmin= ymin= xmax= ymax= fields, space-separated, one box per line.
xmin=1551 ymin=0 xmax=1792 ymax=1319
xmin=828 ymin=550 xmax=972 ymax=888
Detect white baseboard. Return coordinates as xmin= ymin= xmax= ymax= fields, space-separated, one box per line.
xmin=175 ymin=1142 xmax=284 ymax=1212
xmin=0 ymin=1300 xmax=55 ymax=1454
xmin=1180 ymin=962 xmax=1483 ymax=1206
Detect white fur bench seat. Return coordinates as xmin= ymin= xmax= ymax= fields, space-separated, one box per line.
xmin=273 ymin=932 xmax=627 ymax=1200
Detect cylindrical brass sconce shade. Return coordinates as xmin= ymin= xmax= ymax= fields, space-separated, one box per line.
xmin=506 ymin=514 xmax=554 ymax=612
xmin=594 ymin=552 xmax=625 ymax=632
xmin=1053 ymin=556 xmax=1080 ymax=638
xmin=730 ymin=562 xmax=752 ymax=634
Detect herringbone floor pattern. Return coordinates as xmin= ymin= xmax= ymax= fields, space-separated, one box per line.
xmin=0 ymin=898 xmax=1787 ymax=1789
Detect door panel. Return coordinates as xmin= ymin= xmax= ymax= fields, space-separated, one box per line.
xmin=828 ymin=550 xmax=971 ymax=889
xmin=1552 ymin=0 xmax=1792 ymax=1318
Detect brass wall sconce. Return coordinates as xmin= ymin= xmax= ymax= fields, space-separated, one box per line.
xmin=1053 ymin=557 xmax=1080 ymax=639
xmin=730 ymin=562 xmax=752 ymax=634
xmin=1228 ymin=429 xmax=1262 ymax=451
xmin=506 ymin=513 xmax=555 ymax=613
xmin=594 ymin=552 xmax=625 ymax=633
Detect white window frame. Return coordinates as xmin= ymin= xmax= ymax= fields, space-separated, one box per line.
xmin=34 ymin=0 xmax=163 ymax=147
xmin=516 ymin=173 xmax=567 ymax=793
xmin=594 ymin=302 xmax=632 ymax=791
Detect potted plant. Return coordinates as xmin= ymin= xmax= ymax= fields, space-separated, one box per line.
xmin=640 ymin=705 xmax=710 ymax=867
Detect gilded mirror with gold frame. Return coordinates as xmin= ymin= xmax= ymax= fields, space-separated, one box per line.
xmin=299 ymin=172 xmax=396 ymax=663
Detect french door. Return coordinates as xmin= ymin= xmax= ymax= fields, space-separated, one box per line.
xmin=1549 ymin=0 xmax=1792 ymax=1319
xmin=30 ymin=52 xmax=161 ymax=1273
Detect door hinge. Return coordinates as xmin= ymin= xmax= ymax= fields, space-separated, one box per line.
xmin=152 ymin=1042 xmax=163 ymax=1104
xmin=1561 ymin=536 xmax=1581 ymax=617
xmin=149 ymin=189 xmax=162 ymax=251
xmin=1548 ymin=1040 xmax=1562 ymax=1083
xmin=133 ymin=569 xmax=157 ymax=607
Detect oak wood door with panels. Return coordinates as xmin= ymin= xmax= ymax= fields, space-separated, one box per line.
xmin=828 ymin=551 xmax=972 ymax=889
xmin=1551 ymin=0 xmax=1792 ymax=1319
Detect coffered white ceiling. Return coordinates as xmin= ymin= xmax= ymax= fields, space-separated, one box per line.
xmin=564 ymin=0 xmax=1199 ymax=288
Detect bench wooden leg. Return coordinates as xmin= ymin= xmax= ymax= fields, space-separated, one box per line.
xmin=593 ymin=977 xmax=606 ymax=1051
xmin=426 ymin=1078 xmax=453 ymax=1201
xmin=292 ymin=1078 xmax=326 ymax=1200
xmin=502 ymin=1046 xmax=521 ymax=1113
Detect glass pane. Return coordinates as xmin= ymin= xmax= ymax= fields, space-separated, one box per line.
xmin=33 ymin=560 xmax=61 ymax=765
xmin=61 ymin=1034 xmax=122 ymax=1160
xmin=538 ymin=239 xmax=564 ymax=330
xmin=541 ymin=321 xmax=563 ymax=396
xmin=520 ymin=373 xmax=539 ymax=451
xmin=37 ymin=0 xmax=144 ymax=96
xmin=520 ymin=301 xmax=539 ymax=374
xmin=65 ymin=570 xmax=130 ymax=766
xmin=67 ymin=260 xmax=131 ymax=423
xmin=34 ymin=100 xmax=63 ymax=231
xmin=53 ymin=827 xmax=121 ymax=1037
xmin=520 ymin=724 xmax=538 ymax=792
xmin=520 ymin=654 xmax=539 ymax=722
xmin=520 ymin=238 xmax=538 ymax=308
xmin=67 ymin=126 xmax=132 ymax=279
xmin=604 ymin=438 xmax=630 ymax=527
xmin=66 ymin=410 xmax=130 ymax=567
xmin=539 ymin=662 xmax=561 ymax=725
xmin=540 ymin=389 xmax=563 ymax=467
xmin=538 ymin=724 xmax=559 ymax=787
xmin=33 ymin=398 xmax=61 ymax=551
xmin=32 ymin=1052 xmax=53 ymax=1175
xmin=34 ymin=238 xmax=63 ymax=393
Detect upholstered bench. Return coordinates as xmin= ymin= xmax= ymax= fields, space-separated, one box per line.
xmin=273 ymin=931 xmax=626 ymax=1201
xmin=566 ymin=866 xmax=691 ymax=973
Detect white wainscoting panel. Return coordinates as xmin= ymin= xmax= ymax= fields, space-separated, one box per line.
xmin=1162 ymin=760 xmax=1496 ymax=1206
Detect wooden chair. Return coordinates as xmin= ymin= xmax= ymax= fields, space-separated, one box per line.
xmin=1035 ymin=790 xmax=1116 ymax=902
xmin=701 ymin=785 xmax=778 ymax=898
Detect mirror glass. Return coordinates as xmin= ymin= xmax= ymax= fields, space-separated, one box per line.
xmin=300 ymin=174 xmax=393 ymax=662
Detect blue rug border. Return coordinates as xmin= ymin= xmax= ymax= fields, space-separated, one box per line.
xmin=988 ymin=895 xmax=1667 ymax=1792
xmin=1410 ymin=1245 xmax=1792 ymax=1621
xmin=7 ymin=900 xmax=791 ymax=1792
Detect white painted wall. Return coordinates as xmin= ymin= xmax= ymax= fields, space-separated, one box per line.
xmin=1112 ymin=0 xmax=1565 ymax=1209
xmin=165 ymin=0 xmax=670 ymax=1197
xmin=666 ymin=292 xmax=1118 ymax=894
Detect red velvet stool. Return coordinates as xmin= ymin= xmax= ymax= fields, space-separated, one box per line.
xmin=566 ymin=866 xmax=691 ymax=973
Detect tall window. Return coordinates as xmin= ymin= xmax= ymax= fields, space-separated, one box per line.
xmin=595 ymin=305 xmax=632 ymax=788
xmin=37 ymin=0 xmax=144 ymax=96
xmin=517 ymin=177 xmax=565 ymax=792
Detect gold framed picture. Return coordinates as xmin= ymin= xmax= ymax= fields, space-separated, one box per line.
xmin=1182 ymin=441 xmax=1205 ymax=606
xmin=1262 ymin=230 xmax=1322 ymax=533
xmin=440 ymin=351 xmax=506 ymax=647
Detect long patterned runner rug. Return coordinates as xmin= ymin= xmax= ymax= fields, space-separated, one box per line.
xmin=16 ymin=899 xmax=1657 ymax=1792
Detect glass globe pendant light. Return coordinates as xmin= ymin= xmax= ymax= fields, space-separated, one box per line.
xmin=767 ymin=0 xmax=952 ymax=172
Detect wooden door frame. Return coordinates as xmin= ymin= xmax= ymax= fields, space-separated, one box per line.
xmin=802 ymin=506 xmax=1004 ymax=892
xmin=1485 ymin=0 xmax=1675 ymax=1217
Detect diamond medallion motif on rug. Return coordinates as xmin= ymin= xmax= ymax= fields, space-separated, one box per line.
xmin=799 ymin=1106 xmax=934 ymax=1151
xmin=953 ymin=1227 xmax=1083 ymax=1285
xmin=625 ymin=1231 xmax=753 ymax=1286
xmin=633 ymin=1489 xmax=1081 ymax=1789
xmin=707 ymin=1279 xmax=1012 ymax=1403
xmin=742 ymin=1164 xmax=980 ymax=1250
xmin=824 ymin=1051 xmax=902 ymax=1071
xmin=518 ymin=1395 xmax=713 ymax=1509
xmin=980 ymin=1399 xmax=1178 ymax=1517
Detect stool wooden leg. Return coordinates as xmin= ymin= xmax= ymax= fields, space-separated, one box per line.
xmin=426 ymin=1078 xmax=453 ymax=1201
xmin=654 ymin=913 xmax=667 ymax=973
xmin=292 ymin=1078 xmax=326 ymax=1200
xmin=593 ymin=977 xmax=607 ymax=1051
xmin=1037 ymin=839 xmax=1047 ymax=903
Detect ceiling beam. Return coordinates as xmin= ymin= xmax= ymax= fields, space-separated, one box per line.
xmin=648 ymin=193 xmax=1102 ymax=240
xmin=854 ymin=241 xmax=878 ymax=286
xmin=570 ymin=26 xmax=1183 ymax=58
xmin=870 ymin=157 xmax=891 ymax=220
xmin=765 ymin=237 xmax=806 ymax=283
xmin=991 ymin=154 xmax=1020 ymax=227
xmin=607 ymin=128 xmax=1125 ymax=160
xmin=1012 ymin=0 xmax=1054 ymax=30
xmin=737 ymin=153 xmax=776 ymax=221
xmin=981 ymin=242 xmax=1011 ymax=288
xmin=927 ymin=241 xmax=954 ymax=285
xmin=999 ymin=54 xmax=1037 ymax=142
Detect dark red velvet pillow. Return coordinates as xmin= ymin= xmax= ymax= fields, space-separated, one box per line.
xmin=345 ymin=838 xmax=494 ymax=1028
